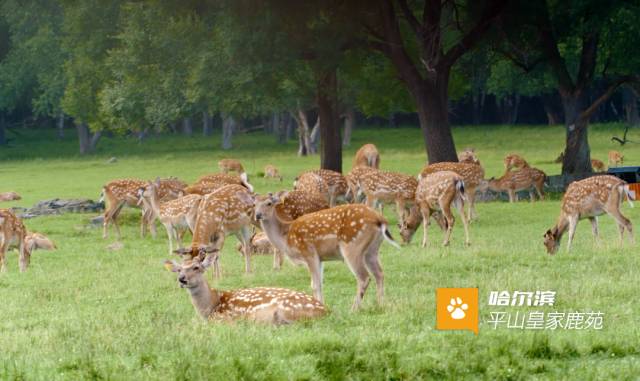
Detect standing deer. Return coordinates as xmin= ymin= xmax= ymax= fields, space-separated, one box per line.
xmin=358 ymin=169 xmax=418 ymax=225
xmin=138 ymin=179 xmax=202 ymax=256
xmin=504 ymin=154 xmax=529 ymax=171
xmin=297 ymin=169 xmax=349 ymax=206
xmin=420 ymin=162 xmax=485 ymax=221
xmin=345 ymin=166 xmax=378 ymax=203
xmin=353 ymin=143 xmax=380 ymax=169
xmin=264 ymin=165 xmax=283 ymax=182
xmin=544 ymin=175 xmax=634 ymax=254
xmin=481 ymin=167 xmax=546 ymax=202
xmin=256 ymin=199 xmax=400 ymax=310
xmin=218 ymin=159 xmax=245 ymax=175
xmin=399 ymin=171 xmax=469 ymax=248
xmin=0 ymin=209 xmax=26 ymax=272
xmin=186 ymin=173 xmax=253 ymax=195
xmin=175 ymin=184 xmax=254 ymax=278
xmin=293 ymin=172 xmax=330 ymax=200
xmin=458 ymin=148 xmax=480 ymax=165
xmin=165 ymin=254 xmax=326 ymax=324
xmin=608 ymin=151 xmax=624 ymax=167
xmin=591 ymin=159 xmax=606 ymax=173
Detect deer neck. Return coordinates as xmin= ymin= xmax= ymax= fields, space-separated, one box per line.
xmin=554 ymin=214 xmax=570 ymax=241
xmin=259 ymin=213 xmax=291 ymax=255
xmin=147 ymin=189 xmax=162 ymax=218
xmin=186 ymin=278 xmax=221 ymax=319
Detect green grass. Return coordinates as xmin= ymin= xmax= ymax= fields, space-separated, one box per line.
xmin=1 ymin=124 xmax=639 ymax=380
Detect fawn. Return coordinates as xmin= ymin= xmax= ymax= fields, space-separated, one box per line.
xmin=608 ymin=151 xmax=624 ymax=167
xmin=504 ymin=154 xmax=529 ymax=171
xmin=482 ymin=167 xmax=546 ymax=202
xmin=353 ymin=143 xmax=380 ymax=169
xmin=264 ymin=165 xmax=283 ymax=182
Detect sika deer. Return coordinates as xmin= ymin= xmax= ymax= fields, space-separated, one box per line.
xmin=358 ymin=169 xmax=418 ymax=225
xmin=420 ymin=162 xmax=485 ymax=221
xmin=165 ymin=254 xmax=326 ymax=324
xmin=482 ymin=167 xmax=546 ymax=202
xmin=186 ymin=173 xmax=254 ymax=195
xmin=256 ymin=200 xmax=400 ymax=310
xmin=345 ymin=166 xmax=378 ymax=203
xmin=591 ymin=159 xmax=606 ymax=173
xmin=138 ymin=179 xmax=202 ymax=256
xmin=399 ymin=171 xmax=469 ymax=248
xmin=218 ymin=159 xmax=245 ymax=175
xmin=504 ymin=154 xmax=529 ymax=171
xmin=264 ymin=165 xmax=283 ymax=182
xmin=0 ymin=209 xmax=26 ymax=272
xmin=0 ymin=192 xmax=21 ymax=202
xmin=297 ymin=169 xmax=349 ymax=206
xmin=458 ymin=148 xmax=480 ymax=165
xmin=353 ymin=143 xmax=380 ymax=169
xmin=293 ymin=172 xmax=329 ymax=200
xmin=608 ymin=151 xmax=624 ymax=167
xmin=175 ymin=184 xmax=254 ymax=278
xmin=544 ymin=175 xmax=634 ymax=254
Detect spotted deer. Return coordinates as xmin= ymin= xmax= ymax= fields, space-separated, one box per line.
xmin=0 ymin=192 xmax=21 ymax=202
xmin=608 ymin=151 xmax=624 ymax=167
xmin=399 ymin=171 xmax=469 ymax=248
xmin=186 ymin=173 xmax=253 ymax=195
xmin=345 ymin=166 xmax=378 ymax=203
xmin=175 ymin=184 xmax=254 ymax=278
xmin=165 ymin=254 xmax=326 ymax=324
xmin=458 ymin=148 xmax=480 ymax=165
xmin=24 ymin=232 xmax=56 ymax=252
xmin=544 ymin=175 xmax=634 ymax=254
xmin=138 ymin=179 xmax=203 ymax=256
xmin=297 ymin=169 xmax=349 ymax=206
xmin=358 ymin=169 xmax=418 ymax=225
xmin=353 ymin=143 xmax=380 ymax=168
xmin=293 ymin=172 xmax=329 ymax=200
xmin=504 ymin=154 xmax=529 ymax=171
xmin=482 ymin=167 xmax=546 ymax=202
xmin=218 ymin=159 xmax=245 ymax=175
xmin=591 ymin=159 xmax=606 ymax=173
xmin=236 ymin=232 xmax=274 ymax=256
xmin=264 ymin=165 xmax=283 ymax=182
xmin=0 ymin=209 xmax=26 ymax=272
xmin=256 ymin=200 xmax=400 ymax=310
xmin=420 ymin=162 xmax=485 ymax=221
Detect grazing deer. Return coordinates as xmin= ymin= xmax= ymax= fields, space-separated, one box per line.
xmin=297 ymin=169 xmax=349 ymax=206
xmin=544 ymin=175 xmax=634 ymax=254
xmin=165 ymin=254 xmax=326 ymax=324
xmin=458 ymin=148 xmax=480 ymax=165
xmin=420 ymin=162 xmax=485 ymax=221
xmin=187 ymin=173 xmax=254 ymax=194
xmin=264 ymin=165 xmax=283 ymax=182
xmin=481 ymin=167 xmax=546 ymax=202
xmin=504 ymin=154 xmax=529 ymax=171
xmin=591 ymin=159 xmax=606 ymax=173
xmin=399 ymin=171 xmax=469 ymax=248
xmin=345 ymin=166 xmax=378 ymax=203
xmin=24 ymin=232 xmax=56 ymax=252
xmin=0 ymin=192 xmax=21 ymax=202
xmin=256 ymin=199 xmax=400 ymax=310
xmin=358 ymin=169 xmax=418 ymax=224
xmin=138 ymin=179 xmax=203 ymax=256
xmin=218 ymin=159 xmax=245 ymax=175
xmin=0 ymin=209 xmax=26 ymax=272
xmin=353 ymin=143 xmax=380 ymax=169
xmin=175 ymin=184 xmax=255 ymax=278
xmin=608 ymin=151 xmax=624 ymax=167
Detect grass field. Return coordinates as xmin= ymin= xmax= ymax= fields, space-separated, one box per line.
xmin=1 ymin=124 xmax=639 ymax=380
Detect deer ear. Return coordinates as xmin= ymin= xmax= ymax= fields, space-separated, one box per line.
xmin=164 ymin=260 xmax=181 ymax=272
xmin=236 ymin=190 xmax=255 ymax=205
xmin=201 ymin=253 xmax=218 ymax=269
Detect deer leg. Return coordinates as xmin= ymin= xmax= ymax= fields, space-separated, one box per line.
xmin=165 ymin=224 xmax=175 ymax=256
xmin=238 ymin=226 xmax=253 ymax=273
xmin=529 ymin=189 xmax=536 ymax=202
xmin=455 ymin=197 xmax=470 ymax=246
xmin=0 ymin=240 xmax=7 ymax=272
xmin=536 ymin=184 xmax=544 ymax=201
xmin=395 ymin=199 xmax=406 ymax=226
xmin=363 ymin=239 xmax=384 ymax=306
xmin=421 ymin=208 xmax=431 ymax=249
xmin=341 ymin=243 xmax=370 ymax=311
xmin=272 ymin=247 xmax=283 ymax=270
xmin=18 ymin=240 xmax=29 ymax=272
xmin=589 ymin=217 xmax=599 ymax=244
xmin=566 ymin=216 xmax=578 ymax=252
xmin=606 ymin=207 xmax=634 ymax=246
xmin=467 ymin=188 xmax=477 ymax=222
xmin=306 ymin=254 xmax=323 ymax=303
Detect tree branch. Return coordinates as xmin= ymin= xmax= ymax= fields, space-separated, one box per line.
xmin=396 ymin=0 xmax=422 ymax=40
xmin=580 ymin=76 xmax=639 ymax=120
xmin=535 ymin=3 xmax=575 ymax=94
xmin=575 ymin=31 xmax=599 ymax=91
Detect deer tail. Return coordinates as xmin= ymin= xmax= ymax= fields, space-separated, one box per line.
xmin=623 ymin=184 xmax=634 ymax=208
xmin=378 ymin=221 xmax=401 ymax=249
xmin=456 ymin=179 xmax=467 ymax=202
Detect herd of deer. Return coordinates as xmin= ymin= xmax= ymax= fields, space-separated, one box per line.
xmin=0 ymin=144 xmax=634 ymax=325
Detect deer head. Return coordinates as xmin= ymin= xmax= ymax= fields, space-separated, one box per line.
xmin=165 ymin=252 xmax=218 ymax=288
xmin=254 ymin=194 xmax=281 ymax=222
xmin=543 ymin=228 xmax=560 ymax=255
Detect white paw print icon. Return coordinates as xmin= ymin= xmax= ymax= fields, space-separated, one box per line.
xmin=447 ymin=297 xmax=468 ymax=320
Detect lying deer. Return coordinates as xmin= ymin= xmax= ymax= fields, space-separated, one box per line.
xmin=218 ymin=159 xmax=245 ymax=175
xmin=353 ymin=143 xmax=380 ymax=169
xmin=591 ymin=159 xmax=606 ymax=173
xmin=138 ymin=179 xmax=202 ymax=256
xmin=504 ymin=154 xmax=529 ymax=171
xmin=256 ymin=199 xmax=400 ymax=310
xmin=608 ymin=151 xmax=624 ymax=167
xmin=175 ymin=184 xmax=254 ymax=278
xmin=297 ymin=169 xmax=349 ymax=206
xmin=24 ymin=232 xmax=56 ymax=252
xmin=399 ymin=171 xmax=469 ymax=248
xmin=358 ymin=169 xmax=418 ymax=225
xmin=165 ymin=254 xmax=326 ymax=324
xmin=544 ymin=175 xmax=634 ymax=254
xmin=481 ymin=167 xmax=546 ymax=202
xmin=420 ymin=162 xmax=485 ymax=221
xmin=0 ymin=192 xmax=21 ymax=202
xmin=264 ymin=165 xmax=283 ymax=182
xmin=236 ymin=231 xmax=274 ymax=256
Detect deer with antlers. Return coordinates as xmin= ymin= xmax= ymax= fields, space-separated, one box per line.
xmin=544 ymin=175 xmax=635 ymax=254
xmin=138 ymin=179 xmax=203 ymax=256
xmin=420 ymin=162 xmax=485 ymax=221
xmin=175 ymin=184 xmax=255 ymax=278
xmin=296 ymin=169 xmax=349 ymax=206
xmin=399 ymin=171 xmax=469 ymax=248
xmin=256 ymin=199 xmax=400 ymax=310
xmin=481 ymin=167 xmax=546 ymax=202
xmin=504 ymin=154 xmax=529 ymax=171
xmin=165 ymin=254 xmax=326 ymax=324
xmin=353 ymin=143 xmax=380 ymax=169
xmin=357 ymin=169 xmax=418 ymax=224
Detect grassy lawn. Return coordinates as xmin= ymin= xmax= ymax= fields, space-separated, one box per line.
xmin=0 ymin=123 xmax=639 ymax=380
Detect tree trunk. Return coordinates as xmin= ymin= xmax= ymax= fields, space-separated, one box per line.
xmin=57 ymin=112 xmax=65 ymax=139
xmin=472 ymin=89 xmax=485 ymax=124
xmin=510 ymin=94 xmax=521 ymax=125
xmin=542 ymin=93 xmax=561 ymax=125
xmin=388 ymin=112 xmax=397 ymax=128
xmin=76 ymin=123 xmax=101 ymax=154
xmin=342 ymin=106 xmax=355 ymax=147
xmin=622 ymin=86 xmax=639 ymax=126
xmin=273 ymin=112 xmax=287 ymax=144
xmin=182 ymin=117 xmax=193 ymax=137
xmin=413 ymin=71 xmax=458 ymax=163
xmin=315 ymin=67 xmax=342 ymax=172
xmin=221 ymin=114 xmax=235 ymax=150
xmin=293 ymin=110 xmax=313 ymax=156
xmin=202 ymin=111 xmax=213 ymax=136
xmin=284 ymin=113 xmax=294 ymax=140
xmin=561 ymin=93 xmax=592 ymax=175
xmin=310 ymin=116 xmax=320 ymax=154
xmin=0 ymin=114 xmax=6 ymax=146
